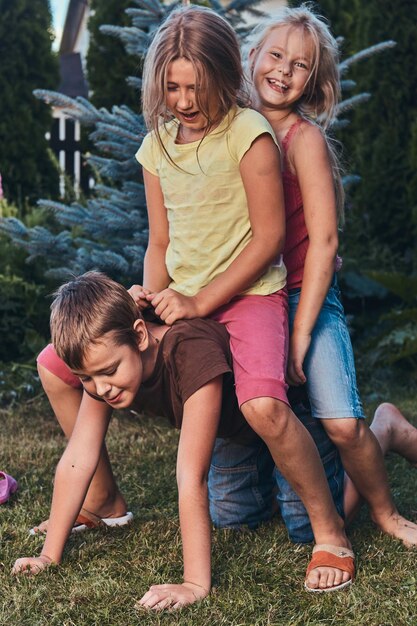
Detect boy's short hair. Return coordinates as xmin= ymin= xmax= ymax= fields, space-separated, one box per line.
xmin=50 ymin=271 xmax=142 ymax=370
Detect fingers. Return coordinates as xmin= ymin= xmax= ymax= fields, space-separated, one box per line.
xmin=147 ymin=291 xmax=183 ymax=325
xmin=128 ymin=285 xmax=152 ymax=310
xmin=287 ymin=360 xmax=306 ymax=386
xmin=136 ymin=583 xmax=199 ymax=611
xmin=12 ymin=557 xmax=48 ymax=576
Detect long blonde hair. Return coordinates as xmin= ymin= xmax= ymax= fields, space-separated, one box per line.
xmin=142 ymin=6 xmax=247 ymax=151
xmin=246 ymin=4 xmax=345 ymax=222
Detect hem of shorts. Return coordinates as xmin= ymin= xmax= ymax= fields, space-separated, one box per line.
xmin=37 ymin=347 xmax=82 ymax=390
xmin=238 ymin=384 xmax=289 ymax=409
xmin=312 ymin=411 xmax=365 ymax=420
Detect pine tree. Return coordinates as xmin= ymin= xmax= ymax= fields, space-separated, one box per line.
xmin=0 ymin=0 xmax=59 ymax=209
xmin=87 ymin=0 xmax=140 ymax=110
xmin=0 ymin=0 xmax=395 ymax=287
xmin=316 ymin=1 xmax=417 ymax=272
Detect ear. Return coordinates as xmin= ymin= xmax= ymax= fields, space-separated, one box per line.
xmin=248 ymin=48 xmax=256 ymax=76
xmin=133 ymin=318 xmax=149 ymax=352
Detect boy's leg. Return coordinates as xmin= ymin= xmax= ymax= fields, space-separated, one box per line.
xmin=34 ymin=346 xmax=127 ymax=532
xmin=209 ymin=386 xmax=345 ymax=545
xmin=300 ymin=282 xmax=417 ymax=546
xmin=212 ymin=293 xmax=351 ymax=592
xmin=208 ymin=436 xmax=275 ymax=530
xmin=344 ymin=403 xmax=417 ymax=524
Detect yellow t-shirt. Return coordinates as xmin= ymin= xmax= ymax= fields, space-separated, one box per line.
xmin=136 ymin=107 xmax=287 ymax=297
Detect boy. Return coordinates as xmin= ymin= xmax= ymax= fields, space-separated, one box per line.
xmin=12 ymin=271 xmax=256 ymax=609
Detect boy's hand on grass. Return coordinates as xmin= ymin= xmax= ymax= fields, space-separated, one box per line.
xmin=11 ymin=555 xmax=54 ymax=576
xmin=287 ymin=331 xmax=310 ymax=386
xmin=136 ymin=581 xmax=209 ymax=611
xmin=128 ymin=284 xmax=153 ymax=312
xmin=147 ymin=289 xmax=200 ymax=325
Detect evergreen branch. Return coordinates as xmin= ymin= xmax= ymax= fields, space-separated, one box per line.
xmin=335 ymin=93 xmax=371 ymax=115
xmin=131 ymin=0 xmax=165 ymax=14
xmin=127 ymin=76 xmax=143 ymax=90
xmin=339 ymin=41 xmax=396 ymax=73
xmin=341 ymin=79 xmax=356 ymax=91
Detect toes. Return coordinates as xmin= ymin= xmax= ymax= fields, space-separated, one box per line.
xmin=306 ymin=566 xmax=350 ymax=591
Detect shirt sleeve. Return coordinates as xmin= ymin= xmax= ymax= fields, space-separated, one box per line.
xmin=228 ymin=108 xmax=279 ymax=163
xmin=167 ymin=321 xmax=233 ymax=406
xmin=135 ymin=131 xmax=159 ymax=176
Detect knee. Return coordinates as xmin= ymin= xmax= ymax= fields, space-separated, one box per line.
xmin=37 ymin=363 xmax=71 ymax=397
xmin=324 ymin=418 xmax=365 ymax=449
xmin=241 ymin=397 xmax=290 ymax=440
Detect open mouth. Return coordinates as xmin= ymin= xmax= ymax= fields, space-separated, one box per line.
xmin=178 ymin=111 xmax=199 ymax=122
xmin=267 ymin=78 xmax=289 ymax=92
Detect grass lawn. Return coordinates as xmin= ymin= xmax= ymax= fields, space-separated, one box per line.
xmin=1 ymin=390 xmax=416 ymax=626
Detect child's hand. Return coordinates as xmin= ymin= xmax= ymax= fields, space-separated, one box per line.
xmin=136 ymin=581 xmax=209 ymax=611
xmin=11 ymin=555 xmax=54 ymax=576
xmin=128 ymin=284 xmax=153 ymax=312
xmin=147 ymin=289 xmax=200 ymax=325
xmin=287 ymin=331 xmax=310 ymax=386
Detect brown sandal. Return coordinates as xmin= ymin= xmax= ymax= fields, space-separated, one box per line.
xmin=305 ymin=544 xmax=355 ymax=592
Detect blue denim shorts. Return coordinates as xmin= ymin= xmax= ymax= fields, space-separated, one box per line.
xmin=209 ymin=387 xmax=345 ymax=543
xmin=289 ymin=276 xmax=364 ymax=419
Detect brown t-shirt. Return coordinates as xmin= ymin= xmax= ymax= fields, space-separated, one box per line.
xmin=132 ymin=319 xmax=253 ymax=442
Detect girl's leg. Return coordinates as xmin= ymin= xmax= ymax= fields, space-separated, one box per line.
xmin=212 ymin=293 xmax=351 ymax=592
xmin=298 ymin=283 xmax=417 ymax=546
xmin=343 ymin=403 xmax=417 ymax=524
xmin=34 ymin=361 xmax=127 ymax=532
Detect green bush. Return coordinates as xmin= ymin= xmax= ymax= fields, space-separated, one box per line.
xmin=0 ymin=274 xmax=49 ymax=362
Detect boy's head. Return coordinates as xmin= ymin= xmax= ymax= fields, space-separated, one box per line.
xmin=50 ymin=271 xmax=142 ymax=371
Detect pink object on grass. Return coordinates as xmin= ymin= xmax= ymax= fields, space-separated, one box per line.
xmin=0 ymin=471 xmax=19 ymax=504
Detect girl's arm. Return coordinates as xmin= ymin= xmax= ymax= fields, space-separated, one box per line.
xmin=129 ymin=168 xmax=171 ymax=307
xmin=137 ymin=377 xmax=222 ymax=610
xmin=12 ymin=394 xmax=112 ymax=575
xmin=287 ymin=124 xmax=339 ymax=385
xmin=148 ymin=134 xmax=285 ymax=325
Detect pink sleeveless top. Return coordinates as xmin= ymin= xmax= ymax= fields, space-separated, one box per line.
xmin=282 ymin=119 xmax=309 ymax=290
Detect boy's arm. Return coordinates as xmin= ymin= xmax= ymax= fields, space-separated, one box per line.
xmin=138 ymin=377 xmax=222 ymax=610
xmin=12 ymin=393 xmax=112 ymax=575
xmin=147 ymin=134 xmax=285 ymax=325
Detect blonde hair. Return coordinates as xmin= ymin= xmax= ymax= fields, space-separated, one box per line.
xmin=246 ymin=4 xmax=344 ymax=222
xmin=142 ymin=6 xmax=246 ymax=149
xmin=50 ymin=271 xmax=141 ymax=370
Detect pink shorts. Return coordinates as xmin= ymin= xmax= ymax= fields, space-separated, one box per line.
xmin=210 ymin=290 xmax=289 ymax=408
xmin=37 ymin=344 xmax=82 ymax=388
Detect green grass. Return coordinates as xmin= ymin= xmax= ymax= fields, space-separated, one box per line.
xmin=1 ymin=393 xmax=417 ymax=626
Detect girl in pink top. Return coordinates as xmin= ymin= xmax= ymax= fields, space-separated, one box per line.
xmin=247 ymin=4 xmax=417 ymax=561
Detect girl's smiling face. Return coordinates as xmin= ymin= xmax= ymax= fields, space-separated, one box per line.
xmin=250 ymin=25 xmax=315 ymax=114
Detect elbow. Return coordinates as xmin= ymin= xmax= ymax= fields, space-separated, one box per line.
xmin=328 ymin=232 xmax=339 ymax=259
xmin=265 ymin=231 xmax=285 ymax=262
xmin=311 ymin=232 xmax=338 ymax=260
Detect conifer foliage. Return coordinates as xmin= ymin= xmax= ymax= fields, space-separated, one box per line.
xmin=87 ymin=0 xmax=140 ymax=110
xmin=316 ymin=0 xmax=417 ymax=271
xmin=0 ymin=0 xmax=395 ymax=285
xmin=0 ymin=0 xmax=59 ymax=208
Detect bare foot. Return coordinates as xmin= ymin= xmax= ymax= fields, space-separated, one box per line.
xmin=371 ymin=403 xmax=417 ymax=466
xmin=374 ymin=511 xmax=417 ymax=548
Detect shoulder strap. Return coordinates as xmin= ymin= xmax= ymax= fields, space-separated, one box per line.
xmin=282 ymin=118 xmax=306 ymax=154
